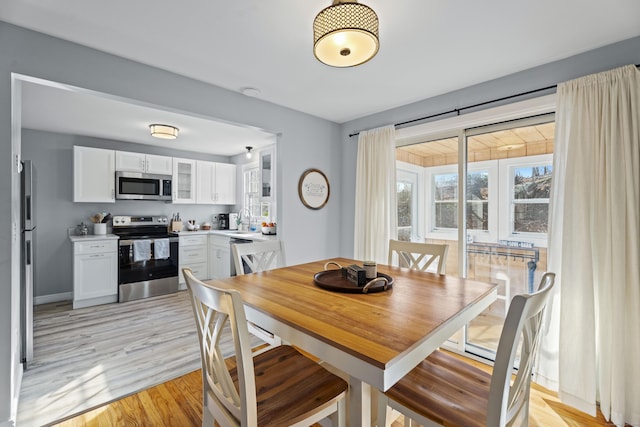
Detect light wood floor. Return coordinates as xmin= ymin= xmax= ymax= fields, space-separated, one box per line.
xmin=55 ymin=351 xmax=617 ymax=427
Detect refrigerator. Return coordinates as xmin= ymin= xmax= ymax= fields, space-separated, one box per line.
xmin=21 ymin=160 xmax=36 ymax=368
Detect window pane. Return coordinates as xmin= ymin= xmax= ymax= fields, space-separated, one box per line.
xmin=467 ymin=171 xmax=489 ymax=231
xmin=435 ymin=174 xmax=457 ymax=201
xmin=435 ymin=202 xmax=457 ymax=228
xmin=397 ymin=181 xmax=413 ymax=241
xmin=513 ymin=166 xmax=552 ymax=199
xmin=467 ymin=201 xmax=488 ymax=230
xmin=514 ymin=203 xmax=549 ymax=233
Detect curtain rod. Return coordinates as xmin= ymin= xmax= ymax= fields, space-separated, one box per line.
xmin=348 ymin=64 xmax=640 ymax=138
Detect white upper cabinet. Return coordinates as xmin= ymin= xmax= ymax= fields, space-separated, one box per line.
xmin=74 ymin=146 xmax=115 ymax=203
xmin=173 ymin=157 xmax=197 ymax=204
xmin=215 ymin=162 xmax=236 ymax=205
xmin=115 ymin=151 xmax=173 ymax=175
xmin=196 ymin=161 xmax=236 ymax=205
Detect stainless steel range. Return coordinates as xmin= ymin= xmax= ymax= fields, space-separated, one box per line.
xmin=112 ymin=215 xmax=179 ymax=302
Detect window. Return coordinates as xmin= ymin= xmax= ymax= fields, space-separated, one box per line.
xmin=426 ymin=160 xmax=497 ymax=242
xmin=242 ymin=164 xmax=261 ymax=220
xmin=396 ymin=167 xmax=421 ymax=241
xmin=433 ymin=171 xmax=490 ymax=230
xmin=434 ymin=173 xmax=457 ymax=229
xmin=512 ymin=165 xmax=553 ymax=233
xmin=498 ymin=154 xmax=553 ymax=245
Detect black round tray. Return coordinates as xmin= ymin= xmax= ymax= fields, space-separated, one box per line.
xmin=313 ymin=270 xmax=393 ymax=294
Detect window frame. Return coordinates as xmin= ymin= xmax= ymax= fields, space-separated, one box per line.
xmin=498 ymin=153 xmax=553 ymax=247
xmin=425 ymin=159 xmax=498 ymax=243
xmin=396 ymin=163 xmax=423 ymax=241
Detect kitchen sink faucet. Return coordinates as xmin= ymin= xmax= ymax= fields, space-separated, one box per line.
xmin=237 ymin=207 xmax=252 ymax=231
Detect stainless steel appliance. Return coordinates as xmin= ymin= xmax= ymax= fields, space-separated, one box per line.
xmin=112 ymin=215 xmax=179 ymax=302
xmin=230 ymin=237 xmax=252 ymax=276
xmin=115 ymin=171 xmax=172 ymax=201
xmin=217 ymin=213 xmax=229 ymax=230
xmin=20 ymin=160 xmax=36 ymax=368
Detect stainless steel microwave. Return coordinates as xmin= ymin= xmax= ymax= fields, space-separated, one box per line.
xmin=115 ymin=171 xmax=172 ymax=201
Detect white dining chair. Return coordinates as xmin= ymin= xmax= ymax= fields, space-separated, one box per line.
xmin=231 ymin=240 xmax=285 ymax=349
xmin=232 ymin=240 xmax=286 ymax=276
xmin=387 ymin=240 xmax=449 ymax=274
xmin=183 ymin=268 xmax=347 ymax=427
xmin=376 ymin=272 xmax=555 ymax=427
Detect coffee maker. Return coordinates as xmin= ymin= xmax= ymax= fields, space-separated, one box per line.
xmin=217 ymin=213 xmax=229 ymax=230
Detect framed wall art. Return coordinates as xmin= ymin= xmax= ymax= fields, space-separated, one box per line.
xmin=298 ymin=168 xmax=330 ymax=210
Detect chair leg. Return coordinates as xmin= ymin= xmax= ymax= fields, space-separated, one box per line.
xmin=376 ymin=392 xmax=389 ymax=427
xmin=202 ymin=406 xmax=215 ymax=427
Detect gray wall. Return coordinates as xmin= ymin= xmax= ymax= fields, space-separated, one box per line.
xmin=0 ymin=21 xmax=341 ymax=424
xmin=338 ymin=36 xmax=640 ymax=258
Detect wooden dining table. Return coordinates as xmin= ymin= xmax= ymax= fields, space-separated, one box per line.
xmin=207 ymin=257 xmax=498 ymax=426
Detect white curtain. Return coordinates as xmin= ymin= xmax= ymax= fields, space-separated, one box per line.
xmin=543 ymin=64 xmax=640 ymax=426
xmin=354 ymin=125 xmax=397 ymax=263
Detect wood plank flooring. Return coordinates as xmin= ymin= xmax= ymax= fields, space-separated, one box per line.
xmin=55 ymin=354 xmax=617 ymax=427
xmin=18 ymin=291 xmax=228 ymax=427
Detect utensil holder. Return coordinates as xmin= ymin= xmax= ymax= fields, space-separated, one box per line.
xmin=94 ymin=223 xmax=107 ymax=235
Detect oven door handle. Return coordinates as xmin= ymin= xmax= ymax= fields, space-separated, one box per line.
xmin=119 ymin=237 xmax=179 ymax=246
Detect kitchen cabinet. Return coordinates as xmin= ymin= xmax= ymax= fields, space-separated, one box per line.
xmin=73 ymin=146 xmax=116 ymax=203
xmin=115 ymin=151 xmax=173 ymax=175
xmin=173 ymin=157 xmax=197 ymax=204
xmin=260 ymin=147 xmax=275 ymax=202
xmin=178 ymin=234 xmax=208 ymax=289
xmin=196 ymin=161 xmax=236 ymax=205
xmin=72 ymin=238 xmax=118 ymax=308
xmin=209 ymin=235 xmax=231 ymax=279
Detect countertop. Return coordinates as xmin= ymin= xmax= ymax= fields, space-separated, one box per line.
xmin=174 ymin=229 xmax=278 ymax=241
xmin=68 ymin=234 xmax=120 ymax=242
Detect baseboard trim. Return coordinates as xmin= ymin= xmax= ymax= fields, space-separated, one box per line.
xmin=35 ymin=292 xmax=73 ymax=305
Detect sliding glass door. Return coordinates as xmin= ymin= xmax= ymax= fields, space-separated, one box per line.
xmin=395 ymin=114 xmax=554 ymax=360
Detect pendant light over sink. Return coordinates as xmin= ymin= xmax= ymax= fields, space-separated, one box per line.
xmin=313 ymin=0 xmax=379 ymax=68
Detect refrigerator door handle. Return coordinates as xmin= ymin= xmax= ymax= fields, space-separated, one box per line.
xmin=26 ymin=240 xmax=31 ymax=265
xmin=26 ymin=195 xmax=32 ymax=221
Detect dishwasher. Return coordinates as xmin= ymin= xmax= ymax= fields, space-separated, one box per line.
xmin=230 ymin=238 xmax=253 ymax=276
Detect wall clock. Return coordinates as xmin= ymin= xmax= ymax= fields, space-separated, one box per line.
xmin=298 ymin=168 xmax=330 ymax=210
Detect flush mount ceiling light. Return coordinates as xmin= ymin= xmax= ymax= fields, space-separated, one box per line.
xmin=149 ymin=124 xmax=179 ymax=140
xmin=245 ymin=146 xmax=253 ymax=159
xmin=497 ymin=142 xmax=526 ymax=151
xmin=313 ymin=0 xmax=379 ymax=68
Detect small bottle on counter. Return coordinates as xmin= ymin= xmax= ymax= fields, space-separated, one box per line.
xmin=363 ymin=261 xmax=377 ymax=280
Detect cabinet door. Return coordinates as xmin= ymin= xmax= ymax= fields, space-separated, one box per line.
xmin=145 ymin=154 xmax=173 ymax=175
xmin=259 ymin=147 xmax=275 ymax=202
xmin=115 ymin=151 xmax=146 ymax=172
xmin=196 ymin=160 xmax=215 ymax=204
xmin=173 ymin=157 xmax=197 ymax=204
xmin=74 ymin=251 xmax=117 ymax=302
xmin=74 ymin=146 xmax=116 ymax=203
xmin=215 ymin=163 xmax=237 ymax=205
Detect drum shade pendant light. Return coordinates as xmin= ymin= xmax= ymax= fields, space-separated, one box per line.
xmin=149 ymin=124 xmax=179 ymax=140
xmin=313 ymin=0 xmax=379 ymax=67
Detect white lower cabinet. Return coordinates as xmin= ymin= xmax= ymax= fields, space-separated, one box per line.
xmin=209 ymin=236 xmax=231 ymax=279
xmin=179 ymin=234 xmax=209 ymax=289
xmin=73 ymin=239 xmax=118 ymax=309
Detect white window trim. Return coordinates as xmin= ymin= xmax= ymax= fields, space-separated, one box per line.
xmin=498 ymin=154 xmax=553 ymax=247
xmin=425 ymin=160 xmax=498 ymax=243
xmin=397 ymin=161 xmax=424 ymax=241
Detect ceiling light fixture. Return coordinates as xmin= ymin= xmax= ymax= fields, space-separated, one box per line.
xmin=245 ymin=146 xmax=253 ymax=159
xmin=497 ymin=142 xmax=526 ymax=151
xmin=241 ymin=87 xmax=261 ymax=97
xmin=313 ymin=0 xmax=379 ymax=68
xmin=149 ymin=124 xmax=179 ymax=140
